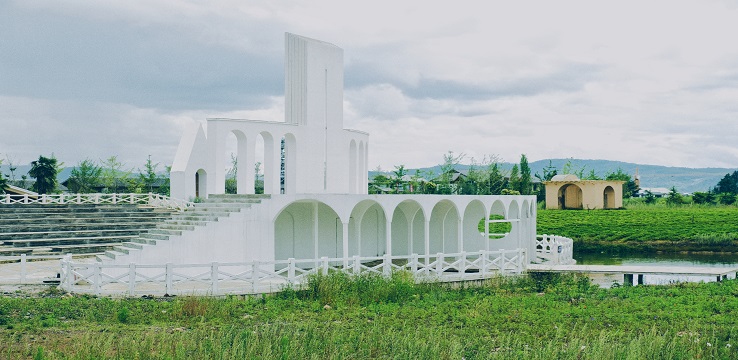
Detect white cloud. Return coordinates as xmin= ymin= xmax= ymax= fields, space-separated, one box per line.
xmin=1 ymin=0 xmax=738 ymax=172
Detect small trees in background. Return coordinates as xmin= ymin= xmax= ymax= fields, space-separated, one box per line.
xmin=29 ymin=155 xmax=60 ymax=194
xmin=0 ymin=159 xmax=7 ymax=194
xmin=67 ymin=159 xmax=102 ymax=193
xmin=100 ymin=156 xmax=130 ymax=193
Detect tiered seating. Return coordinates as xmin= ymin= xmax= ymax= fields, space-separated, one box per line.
xmin=0 ymin=204 xmax=176 ymax=257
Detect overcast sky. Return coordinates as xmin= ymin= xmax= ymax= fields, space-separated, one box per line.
xmin=2 ymin=0 xmax=738 ymax=172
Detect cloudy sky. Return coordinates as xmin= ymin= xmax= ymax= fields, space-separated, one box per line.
xmin=2 ymin=0 xmax=738 ymax=172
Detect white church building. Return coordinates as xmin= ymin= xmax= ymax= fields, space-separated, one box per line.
xmin=66 ymin=34 xmax=573 ymax=296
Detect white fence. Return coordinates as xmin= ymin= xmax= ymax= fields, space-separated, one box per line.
xmin=0 ymin=255 xmax=67 ymax=285
xmin=535 ymin=234 xmax=576 ymax=265
xmin=0 ymin=193 xmax=194 ymax=211
xmin=59 ymin=249 xmax=528 ymax=296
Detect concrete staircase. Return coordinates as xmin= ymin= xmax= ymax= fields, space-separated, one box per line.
xmin=98 ymin=194 xmax=271 ymax=262
xmin=0 ymin=204 xmax=177 ymax=257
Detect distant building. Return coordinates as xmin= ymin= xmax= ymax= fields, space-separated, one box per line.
xmin=635 ymin=187 xmax=671 ymax=198
xmin=543 ymin=174 xmax=625 ymax=210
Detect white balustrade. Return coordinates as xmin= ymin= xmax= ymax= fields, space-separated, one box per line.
xmin=58 ymin=249 xmax=528 ymax=296
xmin=534 ymin=234 xmax=575 ymax=265
xmin=0 ymin=193 xmax=194 ymax=211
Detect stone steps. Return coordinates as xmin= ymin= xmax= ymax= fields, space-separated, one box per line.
xmin=97 ymin=195 xmax=269 ymax=262
xmin=0 ymin=222 xmax=160 ymax=233
xmin=0 ymin=216 xmax=172 ymax=225
xmin=0 ymin=229 xmax=147 ymax=242
xmin=0 ymin=203 xmax=177 ymax=258
xmin=4 ymin=235 xmax=139 ymax=248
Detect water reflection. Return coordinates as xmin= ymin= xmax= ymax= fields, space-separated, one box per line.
xmin=575 ymin=252 xmax=738 ymax=268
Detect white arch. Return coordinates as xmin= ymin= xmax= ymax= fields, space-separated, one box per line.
xmin=274 ymin=200 xmax=344 ymax=261
xmin=429 ymin=200 xmax=461 ymax=254
xmin=462 ymin=199 xmax=487 ymax=252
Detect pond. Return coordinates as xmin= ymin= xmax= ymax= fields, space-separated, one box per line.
xmin=575 ymin=252 xmax=738 ymax=268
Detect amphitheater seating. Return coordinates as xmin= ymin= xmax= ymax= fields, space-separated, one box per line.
xmin=0 ymin=204 xmax=176 ymax=257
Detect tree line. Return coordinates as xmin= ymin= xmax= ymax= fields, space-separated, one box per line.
xmin=0 ymin=154 xmax=170 ymax=196
xmin=369 ymin=153 xmax=639 ymax=202
xmin=687 ymin=170 xmax=738 ymax=205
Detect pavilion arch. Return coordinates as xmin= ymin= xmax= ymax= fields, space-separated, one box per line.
xmin=487 ymin=199 xmax=511 ymax=242
xmin=558 ymin=183 xmax=583 ymax=209
xmin=195 ymin=169 xmax=207 ymax=199
xmin=391 ymin=199 xmax=426 ymax=256
xmin=521 ymin=199 xmax=530 ymax=218
xmin=274 ymin=200 xmax=343 ymax=261
xmin=530 ymin=201 xmax=536 ymax=217
xmin=349 ymin=140 xmax=357 ymax=194
xmin=603 ymin=186 xmax=616 ymax=209
xmin=490 ymin=200 xmax=507 ymax=219
xmin=462 ymin=200 xmax=487 ymax=252
xmin=348 ymin=200 xmax=388 ymax=257
xmin=429 ymin=200 xmax=461 ymax=254
xmin=507 ymin=200 xmax=521 ymax=221
xmin=259 ymin=131 xmax=277 ymax=194
xmin=224 ymin=130 xmax=249 ymax=194
xmin=281 ymin=133 xmax=297 ymax=194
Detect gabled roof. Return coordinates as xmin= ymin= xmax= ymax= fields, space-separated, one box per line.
xmin=3 ymin=184 xmax=38 ymax=196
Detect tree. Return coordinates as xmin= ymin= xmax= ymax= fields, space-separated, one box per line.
xmin=507 ymin=164 xmax=520 ymax=194
xmin=138 ymin=155 xmax=161 ymax=193
xmin=29 ymin=155 xmax=60 ymax=194
xmin=5 ymin=155 xmax=17 ymax=182
xmin=519 ymin=154 xmax=532 ymax=195
xmin=67 ymin=159 xmax=102 ymax=193
xmin=225 ymin=153 xmax=238 ymax=194
xmin=0 ymin=159 xmax=7 ymax=194
xmin=718 ymin=192 xmax=737 ymax=205
xmin=254 ymin=161 xmax=264 ymax=194
xmin=713 ymin=171 xmax=738 ymax=195
xmin=100 ymin=156 xmax=130 ymax=193
xmin=691 ymin=191 xmax=715 ymax=205
xmin=392 ymin=165 xmax=408 ymax=193
xmin=644 ymin=190 xmax=656 ymax=204
xmin=665 ymin=186 xmax=683 ymax=206
xmin=605 ymin=168 xmax=639 ymax=198
xmin=438 ymin=151 xmax=465 ymax=195
xmin=534 ymin=160 xmax=558 ymax=202
xmin=488 ymin=163 xmax=506 ymax=195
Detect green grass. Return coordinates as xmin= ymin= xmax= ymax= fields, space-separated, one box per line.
xmin=538 ymin=207 xmax=738 ymax=253
xmin=2 ymin=273 xmax=738 ymax=359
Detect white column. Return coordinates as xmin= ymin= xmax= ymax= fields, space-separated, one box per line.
xmin=385 ymin=217 xmax=392 ymax=256
xmin=484 ymin=214 xmax=490 ymax=251
xmin=408 ymin=213 xmax=414 ymax=255
xmin=342 ymin=221 xmax=350 ymax=267
xmin=313 ymin=202 xmax=319 ymax=259
xmin=244 ymin=136 xmax=255 ymax=194
xmin=424 ymin=220 xmax=430 ymax=264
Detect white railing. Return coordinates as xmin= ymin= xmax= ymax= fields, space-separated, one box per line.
xmin=59 ymin=249 xmax=527 ymax=296
xmin=0 ymin=193 xmax=194 ymax=211
xmin=534 ymin=234 xmax=575 ymax=265
xmin=0 ymin=254 xmax=67 ymax=284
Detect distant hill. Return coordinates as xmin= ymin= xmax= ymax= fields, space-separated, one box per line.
xmin=369 ymin=159 xmax=736 ymax=194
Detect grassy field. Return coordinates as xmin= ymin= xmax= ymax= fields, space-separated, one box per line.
xmin=537 ymin=206 xmax=738 ymax=253
xmin=2 ymin=272 xmax=738 ymax=359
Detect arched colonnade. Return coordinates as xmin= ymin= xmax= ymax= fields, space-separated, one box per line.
xmin=272 ymin=195 xmax=537 ymax=262
xmin=182 ymin=119 xmax=369 ymax=199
